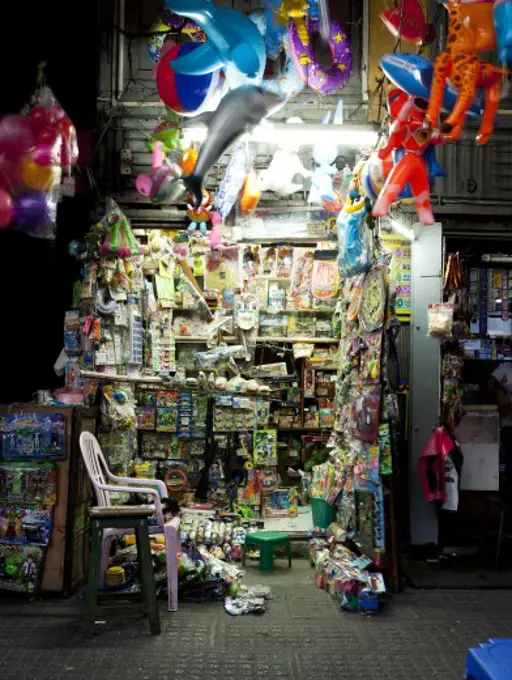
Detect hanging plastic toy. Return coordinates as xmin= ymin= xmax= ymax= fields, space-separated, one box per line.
xmin=337 ymin=196 xmax=372 ymax=277
xmin=187 ymin=189 xmax=216 ymax=234
xmin=380 ymin=0 xmax=435 ymax=46
xmin=258 ymin=117 xmax=311 ymax=197
xmin=135 ymin=142 xmax=183 ymax=205
xmin=155 ymin=40 xmax=224 ymax=117
xmin=147 ymin=113 xmax=181 ymax=155
xmin=372 ymin=89 xmax=444 ymax=226
xmin=214 ymin=141 xmax=248 ymax=221
xmin=240 ymin=169 xmax=261 ymax=215
xmin=99 ymin=200 xmax=143 ymax=258
xmin=289 ymin=15 xmax=352 ymax=95
xmin=425 ymin=0 xmax=505 ymax=145
xmin=308 ymin=111 xmax=338 ymax=205
xmin=164 ymin=0 xmax=266 ymax=87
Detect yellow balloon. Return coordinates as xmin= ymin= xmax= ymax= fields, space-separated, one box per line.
xmin=20 ymin=159 xmax=60 ymax=192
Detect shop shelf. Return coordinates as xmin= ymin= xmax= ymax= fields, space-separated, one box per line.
xmin=256 ymin=337 xmax=338 ymax=344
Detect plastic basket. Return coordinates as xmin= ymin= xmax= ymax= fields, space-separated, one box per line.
xmin=311 ymin=497 xmax=337 ymax=529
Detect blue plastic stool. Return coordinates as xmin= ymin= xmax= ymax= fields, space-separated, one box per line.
xmin=465 ymin=639 xmax=512 ymax=680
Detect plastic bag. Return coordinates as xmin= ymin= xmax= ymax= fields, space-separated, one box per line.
xmin=337 ymin=197 xmax=373 ymax=277
xmin=427 ymin=302 xmax=453 ymax=338
xmin=0 ymin=84 xmax=79 ymax=239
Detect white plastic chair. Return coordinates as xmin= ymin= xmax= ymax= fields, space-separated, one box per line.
xmin=79 ymin=432 xmax=180 ymax=611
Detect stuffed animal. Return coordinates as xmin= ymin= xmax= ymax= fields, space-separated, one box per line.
xmin=258 ymin=117 xmax=311 ymax=196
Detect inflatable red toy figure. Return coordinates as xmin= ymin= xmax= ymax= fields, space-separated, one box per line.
xmin=372 ymin=88 xmax=444 ymax=226
xmin=380 ymin=0 xmax=435 ymax=46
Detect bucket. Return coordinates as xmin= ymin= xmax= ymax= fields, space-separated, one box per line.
xmin=311 ymin=497 xmax=337 ymax=529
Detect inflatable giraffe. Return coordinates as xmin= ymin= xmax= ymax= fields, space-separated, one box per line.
xmin=425 ymin=0 xmax=506 ymax=145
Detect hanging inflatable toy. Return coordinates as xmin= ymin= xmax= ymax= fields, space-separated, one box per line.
xmin=361 ymin=147 xmax=446 ymax=203
xmin=380 ymin=0 xmax=435 ymax=46
xmin=179 ymin=146 xmax=198 ymax=176
xmin=214 ymin=141 xmax=248 ymax=221
xmin=289 ymin=16 xmax=352 ymax=94
xmin=361 ymin=88 xmax=446 ymax=202
xmin=337 ymin=196 xmax=372 ymax=278
xmin=249 ymin=11 xmax=305 ymax=100
xmin=155 ymin=40 xmax=223 ymax=116
xmin=147 ymin=117 xmax=181 ymax=155
xmin=164 ymin=0 xmax=266 ymax=87
xmin=187 ymin=189 xmax=216 ymax=234
xmin=147 ymin=7 xmax=205 ymax=64
xmin=308 ymin=112 xmax=338 ymax=205
xmin=251 ymin=7 xmax=286 ymax=61
xmin=99 ymin=201 xmax=143 ymax=258
xmin=258 ymin=117 xmax=311 ymax=197
xmin=380 ymin=53 xmax=486 ymax=122
xmin=372 ymin=90 xmax=445 ymax=226
xmin=182 ymin=85 xmax=283 ymax=208
xmin=494 ymin=0 xmax=512 ymax=67
xmin=424 ymin=0 xmax=505 ymax=145
xmin=240 ymin=169 xmax=261 ymax=215
xmin=135 ymin=142 xmax=183 ymax=205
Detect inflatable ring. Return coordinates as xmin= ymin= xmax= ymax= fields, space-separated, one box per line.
xmin=249 ymin=12 xmax=305 ymax=101
xmin=163 ymin=467 xmax=188 ymax=492
xmin=289 ymin=17 xmax=352 ymax=95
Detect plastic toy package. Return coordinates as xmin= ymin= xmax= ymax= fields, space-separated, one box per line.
xmin=0 ymin=463 xmax=57 ymax=505
xmin=0 ymin=84 xmax=79 ymax=239
xmin=337 ymin=198 xmax=373 ymax=277
xmin=0 ymin=544 xmax=45 ymax=593
xmin=0 ymin=505 xmax=53 ymax=546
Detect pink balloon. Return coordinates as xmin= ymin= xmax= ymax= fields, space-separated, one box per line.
xmin=32 ymin=144 xmax=56 ymax=166
xmin=135 ymin=173 xmax=152 ymax=197
xmin=0 ymin=115 xmax=35 ymax=161
xmin=0 ymin=189 xmax=13 ymax=227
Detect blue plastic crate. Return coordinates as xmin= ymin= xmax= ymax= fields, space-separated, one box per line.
xmin=465 ymin=639 xmax=512 ymax=680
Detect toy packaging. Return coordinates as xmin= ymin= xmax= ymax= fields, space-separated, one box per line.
xmin=0 ymin=413 xmax=66 ymax=461
xmin=261 ymin=488 xmax=298 ymax=518
xmin=0 ymin=505 xmax=53 ymax=547
xmin=253 ymin=430 xmax=278 ymax=467
xmin=0 ymin=545 xmax=45 ymax=593
xmin=0 ymin=463 xmax=57 ymax=505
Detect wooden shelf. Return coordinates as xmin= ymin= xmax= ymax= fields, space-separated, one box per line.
xmin=174 ymin=336 xmax=237 ymax=343
xmin=262 ymin=308 xmax=335 ymax=314
xmin=256 ymin=337 xmax=338 ymax=344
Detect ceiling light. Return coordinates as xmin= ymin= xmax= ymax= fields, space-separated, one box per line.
xmin=390 ymin=219 xmax=415 ymax=241
xmin=181 ymin=122 xmax=379 ymax=148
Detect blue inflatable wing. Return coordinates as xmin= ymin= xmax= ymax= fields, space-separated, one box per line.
xmin=380 ymin=53 xmax=485 ymax=121
xmin=165 ymin=0 xmax=266 ymax=81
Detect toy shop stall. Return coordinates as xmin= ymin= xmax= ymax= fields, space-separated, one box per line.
xmin=405 ymin=223 xmax=512 ymax=587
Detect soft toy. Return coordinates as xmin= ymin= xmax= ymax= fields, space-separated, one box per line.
xmin=308 ymin=113 xmax=338 ymax=205
xmin=258 ymin=117 xmax=311 ymax=196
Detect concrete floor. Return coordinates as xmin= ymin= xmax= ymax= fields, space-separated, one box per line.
xmin=2 ymin=558 xmax=512 ymax=679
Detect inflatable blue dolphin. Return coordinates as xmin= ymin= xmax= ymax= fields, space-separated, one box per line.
xmin=165 ymin=0 xmax=266 ymax=83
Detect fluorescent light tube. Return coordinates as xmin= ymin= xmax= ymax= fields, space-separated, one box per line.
xmin=181 ymin=122 xmax=379 ymax=148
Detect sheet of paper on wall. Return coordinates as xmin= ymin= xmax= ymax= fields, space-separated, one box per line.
xmin=155 ymin=274 xmax=175 ymax=304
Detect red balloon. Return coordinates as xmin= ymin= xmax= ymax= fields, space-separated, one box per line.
xmin=37 ymin=124 xmax=60 ymax=146
xmin=0 ymin=188 xmax=13 ymax=227
xmin=57 ymin=117 xmax=75 ymax=140
xmin=30 ymin=106 xmax=53 ymax=133
xmin=0 ymin=115 xmax=35 ymax=161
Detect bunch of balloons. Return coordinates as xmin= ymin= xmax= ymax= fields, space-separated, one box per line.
xmin=0 ymin=86 xmax=78 ymax=232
